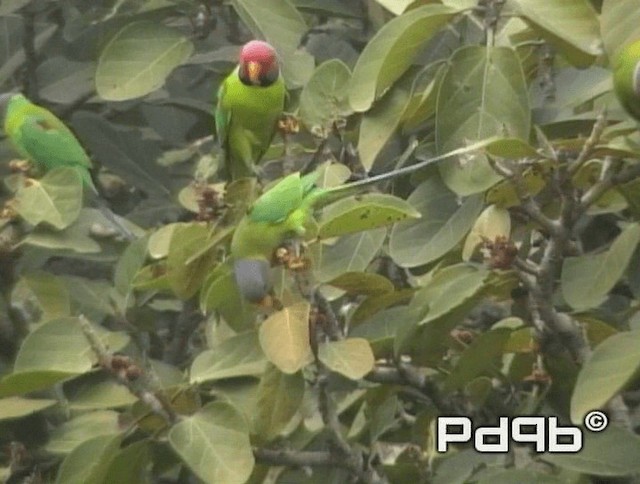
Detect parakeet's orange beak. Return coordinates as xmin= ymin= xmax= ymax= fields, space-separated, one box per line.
xmin=247 ymin=61 xmax=261 ymax=84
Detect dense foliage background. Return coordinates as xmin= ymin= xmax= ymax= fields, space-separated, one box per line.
xmin=1 ymin=0 xmax=640 ymax=482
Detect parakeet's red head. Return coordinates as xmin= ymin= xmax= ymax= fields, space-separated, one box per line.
xmin=238 ymin=40 xmax=279 ymax=87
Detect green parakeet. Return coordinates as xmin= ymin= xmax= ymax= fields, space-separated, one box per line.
xmin=231 ymin=141 xmax=491 ymax=303
xmin=613 ymin=39 xmax=640 ymax=121
xmin=214 ymin=40 xmax=286 ymax=180
xmin=0 ymin=93 xmax=135 ymax=239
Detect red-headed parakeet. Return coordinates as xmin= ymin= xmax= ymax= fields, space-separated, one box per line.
xmin=0 ymin=93 xmax=135 ymax=239
xmin=613 ymin=39 xmax=640 ymax=121
xmin=214 ymin=40 xmax=286 ymax=180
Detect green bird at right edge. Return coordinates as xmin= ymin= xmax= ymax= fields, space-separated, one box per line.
xmin=214 ymin=40 xmax=286 ymax=180
xmin=613 ymin=39 xmax=640 ymax=122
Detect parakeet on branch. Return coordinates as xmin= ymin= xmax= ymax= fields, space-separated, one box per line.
xmin=0 ymin=93 xmax=135 ymax=240
xmin=214 ymin=40 xmax=286 ymax=180
xmin=613 ymin=39 xmax=640 ymax=122
xmin=230 ymin=141 xmax=491 ymax=303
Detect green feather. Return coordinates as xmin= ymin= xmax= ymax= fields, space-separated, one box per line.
xmin=214 ymin=66 xmax=285 ymax=180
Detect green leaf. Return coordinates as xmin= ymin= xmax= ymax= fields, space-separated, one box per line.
xmin=397 ymin=264 xmax=489 ymax=362
xmin=97 ymin=440 xmax=151 ymax=484
xmin=571 ymin=329 xmax=640 ymax=423
xmin=319 ymin=193 xmax=420 ymax=239
xmin=601 ymin=0 xmax=640 ymax=60
xmin=325 ymin=272 xmax=394 ymax=296
xmin=21 ymin=208 xmax=104 ymax=254
xmin=166 ymin=223 xmax=217 ymax=299
xmin=462 ymin=205 xmax=510 ymax=261
xmin=147 ymin=223 xmax=179 ymax=259
xmin=258 ymin=302 xmax=313 ymax=374
xmin=14 ymin=167 xmax=83 ymax=230
xmin=15 ymin=317 xmax=129 ymax=373
xmin=37 ymin=57 xmax=95 ymax=105
xmin=562 ymin=223 xmax=640 ymax=310
xmin=543 ymin=425 xmax=640 ymax=476
xmin=168 ymin=401 xmax=254 ymax=484
xmin=348 ymin=4 xmax=460 ymax=112
xmin=11 ymin=272 xmax=70 ymax=323
xmin=68 ymin=379 xmax=137 ymax=411
xmin=253 ymin=364 xmax=304 ymax=441
xmin=190 ymin=331 xmax=267 ymax=383
xmin=318 ymin=338 xmax=375 ymax=380
xmin=55 ymin=434 xmax=122 ymax=484
xmin=0 ymin=396 xmax=56 ymax=421
xmin=114 ymin=236 xmax=149 ymax=297
xmin=0 ymin=371 xmax=78 ymax=398
xmin=46 ymin=410 xmax=121 ymax=455
xmin=358 ymin=82 xmax=413 ymax=171
xmin=199 ymin=262 xmax=256 ymax=331
xmin=389 ymin=177 xmax=483 ymax=268
xmin=445 ymin=328 xmax=512 ymax=391
xmin=512 ymin=0 xmax=602 ymax=67
xmin=315 ymin=228 xmax=387 ymax=284
xmin=299 ymin=59 xmax=352 ymax=134
xmin=436 ymin=46 xmax=530 ymax=196
xmin=96 ymin=21 xmax=194 ymax=101
xmin=230 ymin=0 xmax=315 ymax=88
xmin=351 ymin=288 xmax=415 ymax=326
xmin=372 ymin=0 xmax=414 ymax=15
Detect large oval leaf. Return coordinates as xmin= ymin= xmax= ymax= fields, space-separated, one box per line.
xmin=190 ymin=331 xmax=266 ymax=384
xmin=389 ymin=177 xmax=483 ymax=268
xmin=561 ymin=223 xmax=640 ymax=310
xmin=169 ymin=401 xmax=254 ymax=484
xmin=258 ymin=302 xmax=313 ymax=374
xmin=299 ymin=59 xmax=352 ymax=133
xmin=318 ymin=338 xmax=375 ymax=380
xmin=348 ymin=4 xmax=460 ymax=112
xmin=543 ymin=425 xmax=640 ymax=477
xmin=14 ymin=167 xmax=83 ymax=230
xmin=436 ymin=46 xmax=530 ymax=196
xmin=96 ymin=21 xmax=194 ymax=101
xmin=512 ymin=0 xmax=602 ymax=67
xmin=253 ymin=364 xmax=304 ymax=441
xmin=319 ymin=193 xmax=420 ymax=239
xmin=462 ymin=204 xmax=511 ymax=261
xmin=571 ymin=329 xmax=640 ymax=423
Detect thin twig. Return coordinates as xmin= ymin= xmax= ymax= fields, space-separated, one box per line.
xmin=78 ymin=315 xmax=178 ymax=424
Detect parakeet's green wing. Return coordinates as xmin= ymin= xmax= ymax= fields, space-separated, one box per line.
xmin=214 ymin=79 xmax=230 ymax=152
xmin=17 ymin=114 xmax=92 ymax=170
xmin=249 ymin=171 xmax=321 ymax=223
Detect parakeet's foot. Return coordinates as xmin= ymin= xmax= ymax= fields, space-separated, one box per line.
xmin=8 ymin=159 xmax=32 ymax=173
xmin=274 ymin=242 xmax=311 ymax=271
xmin=278 ymin=114 xmax=299 ymax=136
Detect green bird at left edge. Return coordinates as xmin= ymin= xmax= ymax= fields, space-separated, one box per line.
xmin=214 ymin=40 xmax=286 ymax=180
xmin=0 ymin=92 xmax=135 ymax=240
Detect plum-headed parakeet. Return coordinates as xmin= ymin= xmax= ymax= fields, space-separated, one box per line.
xmin=613 ymin=39 xmax=640 ymax=121
xmin=230 ymin=141 xmax=491 ymax=303
xmin=0 ymin=93 xmax=135 ymax=239
xmin=214 ymin=40 xmax=286 ymax=180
